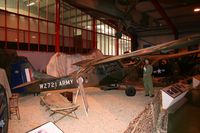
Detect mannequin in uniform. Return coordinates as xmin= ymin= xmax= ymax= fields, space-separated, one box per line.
xmin=143 ymin=59 xmax=154 ymax=97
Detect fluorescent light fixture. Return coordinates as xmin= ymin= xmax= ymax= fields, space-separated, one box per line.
xmin=194 ymin=8 xmax=200 ymax=12
xmin=27 ymin=2 xmax=35 ymax=6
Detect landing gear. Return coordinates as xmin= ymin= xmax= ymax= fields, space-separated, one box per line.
xmin=101 ymin=84 xmax=118 ymax=90
xmin=125 ymin=86 xmax=136 ymax=96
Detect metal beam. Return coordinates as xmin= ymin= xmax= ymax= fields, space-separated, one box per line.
xmin=55 ymin=0 xmax=60 ymax=52
xmin=145 ymin=5 xmax=182 ymax=13
xmin=151 ymin=0 xmax=178 ymax=39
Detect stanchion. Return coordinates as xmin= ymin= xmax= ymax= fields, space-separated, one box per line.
xmin=75 ymin=77 xmax=89 ymax=116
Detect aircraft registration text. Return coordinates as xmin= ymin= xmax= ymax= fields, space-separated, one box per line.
xmin=39 ymin=79 xmax=74 ymax=89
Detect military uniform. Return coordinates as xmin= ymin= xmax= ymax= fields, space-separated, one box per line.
xmin=143 ymin=64 xmax=154 ymax=96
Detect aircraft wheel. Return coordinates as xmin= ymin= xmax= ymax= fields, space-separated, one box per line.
xmin=125 ymin=86 xmax=136 ymax=96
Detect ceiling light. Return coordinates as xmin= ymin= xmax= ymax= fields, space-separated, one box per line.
xmin=194 ymin=8 xmax=200 ymax=12
xmin=27 ymin=2 xmax=35 ymax=6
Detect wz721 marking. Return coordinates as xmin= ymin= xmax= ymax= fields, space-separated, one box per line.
xmin=39 ymin=79 xmax=74 ymax=89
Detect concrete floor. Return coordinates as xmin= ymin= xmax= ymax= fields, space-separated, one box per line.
xmin=8 ymin=87 xmax=153 ymax=133
xmin=168 ymin=89 xmax=200 ymax=133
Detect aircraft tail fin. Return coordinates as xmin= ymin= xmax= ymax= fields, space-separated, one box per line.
xmin=11 ymin=57 xmax=54 ymax=92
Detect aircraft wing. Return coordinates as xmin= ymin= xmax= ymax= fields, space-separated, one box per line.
xmin=73 ymin=55 xmax=112 ymax=68
xmin=94 ymin=34 xmax=200 ymax=65
xmin=148 ymin=49 xmax=200 ymax=65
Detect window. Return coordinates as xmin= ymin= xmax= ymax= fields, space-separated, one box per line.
xmin=0 ymin=0 xmax=132 ymax=54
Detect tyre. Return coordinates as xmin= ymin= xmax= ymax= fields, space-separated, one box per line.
xmin=125 ymin=86 xmax=136 ymax=96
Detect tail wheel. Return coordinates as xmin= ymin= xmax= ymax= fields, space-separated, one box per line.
xmin=125 ymin=86 xmax=136 ymax=96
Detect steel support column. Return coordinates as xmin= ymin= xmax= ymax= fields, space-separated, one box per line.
xmin=86 ymin=15 xmax=88 ymax=52
xmin=46 ymin=0 xmax=49 ymax=52
xmin=62 ymin=1 xmax=64 ymax=52
xmin=55 ymin=0 xmax=60 ymax=52
xmin=28 ymin=0 xmax=30 ymax=50
xmin=17 ymin=0 xmax=19 ymax=50
xmin=38 ymin=0 xmax=40 ymax=51
xmin=4 ymin=0 xmax=7 ymax=48
xmin=92 ymin=18 xmax=97 ymax=49
xmin=151 ymin=0 xmax=178 ymax=39
xmin=116 ymin=38 xmax=119 ymax=55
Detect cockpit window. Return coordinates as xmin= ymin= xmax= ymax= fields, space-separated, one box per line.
xmin=96 ymin=65 xmax=106 ymax=75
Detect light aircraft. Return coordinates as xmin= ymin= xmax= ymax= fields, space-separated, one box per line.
xmin=12 ymin=34 xmax=200 ymax=96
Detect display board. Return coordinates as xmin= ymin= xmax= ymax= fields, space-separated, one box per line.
xmin=161 ymin=83 xmax=189 ymax=109
xmin=28 ymin=122 xmax=63 ymax=133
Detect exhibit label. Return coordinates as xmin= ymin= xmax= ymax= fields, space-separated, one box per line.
xmin=39 ymin=79 xmax=74 ymax=89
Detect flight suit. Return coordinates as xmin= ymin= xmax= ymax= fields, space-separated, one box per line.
xmin=143 ymin=64 xmax=154 ymax=96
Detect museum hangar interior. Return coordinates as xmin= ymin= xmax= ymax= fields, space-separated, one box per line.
xmin=0 ymin=0 xmax=200 ymax=133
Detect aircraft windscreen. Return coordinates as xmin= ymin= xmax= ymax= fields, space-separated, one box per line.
xmin=96 ymin=61 xmax=123 ymax=75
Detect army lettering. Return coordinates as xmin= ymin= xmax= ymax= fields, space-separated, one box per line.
xmin=39 ymin=79 xmax=73 ymax=89
xmin=59 ymin=79 xmax=73 ymax=86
